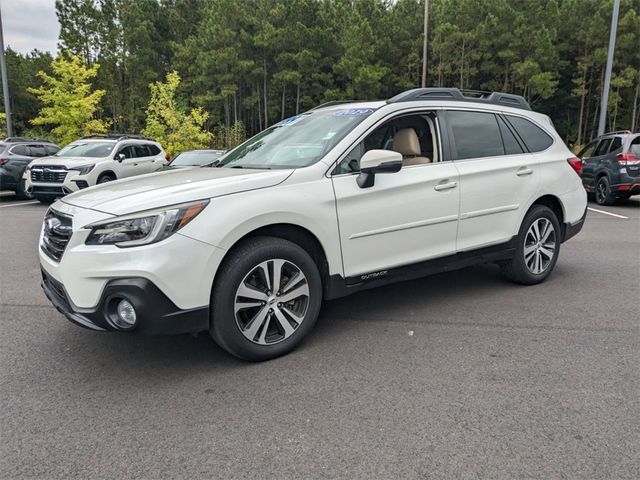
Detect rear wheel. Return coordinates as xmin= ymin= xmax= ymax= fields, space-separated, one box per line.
xmin=501 ymin=205 xmax=561 ymax=285
xmin=595 ymin=176 xmax=616 ymax=206
xmin=210 ymin=236 xmax=322 ymax=361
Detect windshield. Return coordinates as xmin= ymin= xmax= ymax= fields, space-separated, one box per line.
xmin=171 ymin=151 xmax=222 ymax=167
xmin=217 ymin=108 xmax=375 ymax=169
xmin=55 ymin=141 xmax=115 ymax=158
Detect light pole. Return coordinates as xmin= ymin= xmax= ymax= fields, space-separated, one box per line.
xmin=0 ymin=3 xmax=12 ymax=137
xmin=421 ymin=0 xmax=429 ymax=88
xmin=597 ymin=0 xmax=621 ymax=136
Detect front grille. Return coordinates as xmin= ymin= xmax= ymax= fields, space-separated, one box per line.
xmin=41 ymin=209 xmax=73 ymax=262
xmin=31 ymin=165 xmax=68 ymax=183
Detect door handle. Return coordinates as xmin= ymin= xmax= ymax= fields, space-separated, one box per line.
xmin=434 ymin=181 xmax=458 ymax=191
xmin=516 ymin=167 xmax=533 ymax=176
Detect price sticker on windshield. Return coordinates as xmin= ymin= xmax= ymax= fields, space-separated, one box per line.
xmin=333 ymin=108 xmax=374 ymax=116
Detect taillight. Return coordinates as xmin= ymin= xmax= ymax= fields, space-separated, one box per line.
xmin=567 ymin=157 xmax=583 ymax=177
xmin=165 ymin=154 xmax=171 ymax=162
xmin=0 ymin=158 xmax=8 ymax=167
xmin=617 ymin=153 xmax=639 ymax=165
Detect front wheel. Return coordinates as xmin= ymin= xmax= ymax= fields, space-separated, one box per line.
xmin=210 ymin=236 xmax=323 ymax=361
xmin=15 ymin=179 xmax=34 ymax=200
xmin=501 ymin=205 xmax=561 ymax=285
xmin=97 ymin=173 xmax=116 ymax=184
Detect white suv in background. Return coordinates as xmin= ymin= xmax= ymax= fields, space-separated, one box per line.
xmin=39 ymin=88 xmax=587 ymax=361
xmin=25 ymin=135 xmax=167 ymax=203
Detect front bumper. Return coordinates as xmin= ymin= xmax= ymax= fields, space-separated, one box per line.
xmin=24 ymin=170 xmax=88 ymax=197
xmin=42 ymin=269 xmax=209 ymax=334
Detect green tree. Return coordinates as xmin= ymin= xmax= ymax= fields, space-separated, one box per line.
xmin=27 ymin=53 xmax=108 ymax=146
xmin=142 ymin=71 xmax=213 ymax=156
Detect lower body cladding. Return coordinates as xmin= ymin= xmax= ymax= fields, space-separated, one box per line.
xmin=41 ymin=269 xmax=208 ymax=334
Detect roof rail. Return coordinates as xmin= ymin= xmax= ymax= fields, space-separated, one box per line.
xmin=80 ymin=134 xmax=155 ymax=141
xmin=601 ymin=130 xmax=632 ymax=136
xmin=309 ymin=100 xmax=358 ymax=111
xmin=2 ymin=137 xmax=54 ymax=143
xmin=387 ymin=87 xmax=531 ymax=111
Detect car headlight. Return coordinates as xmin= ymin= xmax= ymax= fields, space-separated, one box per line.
xmin=69 ymin=164 xmax=95 ymax=175
xmin=85 ymin=200 xmax=209 ymax=247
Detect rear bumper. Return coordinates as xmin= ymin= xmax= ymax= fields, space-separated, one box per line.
xmin=41 ymin=269 xmax=209 ymax=335
xmin=611 ymin=182 xmax=640 ymax=196
xmin=562 ymin=207 xmax=586 ymax=242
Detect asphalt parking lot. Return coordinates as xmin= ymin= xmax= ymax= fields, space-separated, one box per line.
xmin=1 ymin=192 xmax=639 ymax=479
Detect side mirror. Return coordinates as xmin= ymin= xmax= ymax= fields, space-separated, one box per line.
xmin=356 ymin=149 xmax=403 ymax=188
xmin=116 ymin=153 xmax=125 ymax=162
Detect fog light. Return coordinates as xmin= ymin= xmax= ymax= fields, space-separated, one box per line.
xmin=115 ymin=299 xmax=137 ymax=329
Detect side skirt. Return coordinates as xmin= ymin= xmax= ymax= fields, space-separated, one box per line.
xmin=325 ymin=236 xmax=517 ymax=300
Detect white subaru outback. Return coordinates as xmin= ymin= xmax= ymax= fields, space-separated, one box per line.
xmin=25 ymin=135 xmax=167 ymax=204
xmin=39 ymin=88 xmax=587 ymax=361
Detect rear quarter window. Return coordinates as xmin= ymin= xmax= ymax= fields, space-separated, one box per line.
xmin=505 ymin=115 xmax=553 ymax=152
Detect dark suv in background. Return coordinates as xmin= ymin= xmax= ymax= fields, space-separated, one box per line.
xmin=578 ymin=131 xmax=640 ymax=205
xmin=0 ymin=138 xmax=60 ymax=199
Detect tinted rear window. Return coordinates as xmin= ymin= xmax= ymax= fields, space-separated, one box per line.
xmin=448 ymin=111 xmax=504 ymax=160
xmin=505 ymin=115 xmax=553 ymax=152
xmin=628 ymin=136 xmax=640 ymax=155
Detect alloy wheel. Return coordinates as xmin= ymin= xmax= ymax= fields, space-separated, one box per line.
xmin=234 ymin=259 xmax=310 ymax=345
xmin=596 ymin=178 xmax=608 ymax=204
xmin=524 ymin=218 xmax=556 ymax=275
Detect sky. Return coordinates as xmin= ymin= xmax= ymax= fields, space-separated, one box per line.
xmin=1 ymin=0 xmax=59 ymax=54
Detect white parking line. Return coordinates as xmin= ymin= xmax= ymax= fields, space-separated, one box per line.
xmin=0 ymin=201 xmax=39 ymax=209
xmin=587 ymin=207 xmax=629 ymax=219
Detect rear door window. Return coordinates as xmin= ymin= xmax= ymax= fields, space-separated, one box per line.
xmin=29 ymin=145 xmax=47 ymax=157
xmin=147 ymin=144 xmax=161 ymax=155
xmin=608 ymin=137 xmax=623 ymax=153
xmin=505 ymin=115 xmax=553 ymax=152
xmin=593 ymin=138 xmax=612 ymax=157
xmin=448 ymin=110 xmax=504 ymax=160
xmin=134 ymin=145 xmax=150 ymax=157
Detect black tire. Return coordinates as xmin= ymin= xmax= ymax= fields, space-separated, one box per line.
xmin=15 ymin=179 xmax=34 ymax=200
xmin=35 ymin=195 xmax=56 ymax=205
xmin=500 ymin=205 xmax=561 ymax=285
xmin=97 ymin=173 xmax=116 ymax=184
xmin=210 ymin=236 xmax=323 ymax=361
xmin=595 ymin=176 xmax=616 ymax=206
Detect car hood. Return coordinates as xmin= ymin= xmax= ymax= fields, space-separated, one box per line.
xmin=61 ymin=167 xmax=293 ymax=215
xmin=30 ymin=156 xmax=105 ymax=166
